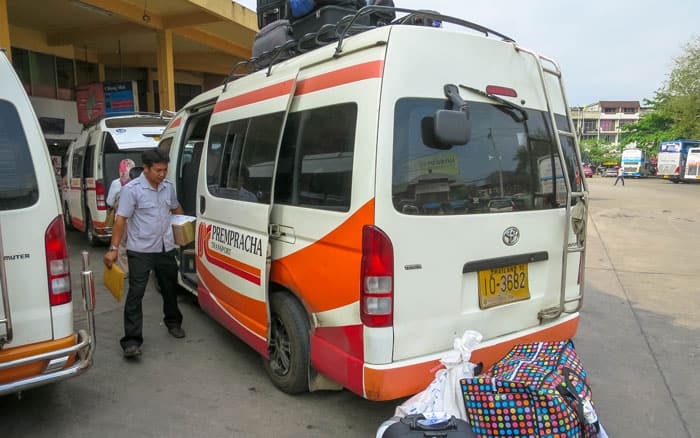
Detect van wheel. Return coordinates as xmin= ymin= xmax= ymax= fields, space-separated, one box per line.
xmin=85 ymin=214 xmax=99 ymax=247
xmin=63 ymin=204 xmax=73 ymax=230
xmin=263 ymin=293 xmax=310 ymax=394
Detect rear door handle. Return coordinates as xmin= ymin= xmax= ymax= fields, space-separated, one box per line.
xmin=199 ymin=196 xmax=206 ymax=214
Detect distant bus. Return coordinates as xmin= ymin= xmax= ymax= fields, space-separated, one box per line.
xmin=621 ymin=148 xmax=649 ymax=177
xmin=657 ymin=139 xmax=700 ymax=183
xmin=683 ymin=148 xmax=700 ymax=182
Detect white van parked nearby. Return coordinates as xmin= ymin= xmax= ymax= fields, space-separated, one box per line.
xmin=63 ymin=114 xmax=169 ymax=245
xmin=0 ymin=49 xmax=95 ymax=396
xmin=160 ymin=8 xmax=589 ymax=401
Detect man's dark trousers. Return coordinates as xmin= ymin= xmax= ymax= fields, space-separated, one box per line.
xmin=121 ymin=249 xmax=182 ymax=349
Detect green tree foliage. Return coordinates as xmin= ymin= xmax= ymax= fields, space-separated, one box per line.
xmin=621 ymin=36 xmax=700 ymax=152
xmin=579 ymin=139 xmax=619 ymax=165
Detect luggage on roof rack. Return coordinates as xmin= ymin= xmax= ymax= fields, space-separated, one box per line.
xmin=291 ymin=5 xmax=370 ymax=41
xmin=257 ymin=0 xmax=289 ymax=29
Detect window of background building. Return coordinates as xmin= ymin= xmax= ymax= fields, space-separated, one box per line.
xmin=600 ymin=120 xmax=615 ymax=131
xmin=153 ymin=81 xmax=203 ymax=111
xmin=623 ymin=107 xmax=636 ymax=114
xmin=583 ymin=120 xmax=597 ymax=132
xmin=76 ymin=60 xmax=99 ymax=85
xmin=603 ymin=135 xmax=615 ymax=142
xmin=56 ymin=57 xmax=75 ymax=100
xmin=10 ymin=48 xmax=31 ymax=94
xmin=29 ymin=51 xmax=57 ymax=98
xmin=603 ymin=107 xmax=617 ymax=114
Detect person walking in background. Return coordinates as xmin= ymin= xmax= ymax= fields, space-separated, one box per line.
xmin=103 ymin=149 xmax=186 ymax=359
xmin=106 ymin=158 xmax=135 ymax=208
xmin=614 ymin=166 xmax=625 ymax=186
xmin=106 ymin=159 xmax=136 ymax=274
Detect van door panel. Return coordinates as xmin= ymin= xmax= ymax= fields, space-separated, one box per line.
xmin=197 ymin=71 xmax=299 ymax=341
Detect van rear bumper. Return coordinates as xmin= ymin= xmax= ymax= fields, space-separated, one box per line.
xmin=361 ymin=313 xmax=579 ymax=401
xmin=0 ymin=329 xmax=94 ymax=396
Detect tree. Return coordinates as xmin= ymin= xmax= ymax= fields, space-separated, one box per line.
xmin=620 ymin=36 xmax=700 ymax=152
xmin=620 ymin=104 xmax=674 ymax=157
xmin=579 ymin=138 xmax=619 ymax=165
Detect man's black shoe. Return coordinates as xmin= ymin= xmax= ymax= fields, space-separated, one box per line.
xmin=123 ymin=345 xmax=142 ymax=358
xmin=168 ymin=326 xmax=186 ymax=338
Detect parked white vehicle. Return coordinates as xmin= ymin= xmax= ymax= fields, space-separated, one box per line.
xmin=0 ymin=49 xmax=95 ymax=396
xmin=159 ymin=8 xmax=588 ymax=401
xmin=63 ymin=114 xmax=169 ymax=245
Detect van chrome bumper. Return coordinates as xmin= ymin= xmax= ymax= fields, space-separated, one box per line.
xmin=0 ymin=328 xmax=94 ymax=396
xmin=0 ymin=250 xmax=96 ymax=396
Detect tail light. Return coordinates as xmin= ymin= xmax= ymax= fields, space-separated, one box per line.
xmin=674 ymin=166 xmax=680 ymax=175
xmin=45 ymin=215 xmax=71 ymax=306
xmin=95 ymin=180 xmax=106 ymax=210
xmin=360 ymin=226 xmax=394 ymax=328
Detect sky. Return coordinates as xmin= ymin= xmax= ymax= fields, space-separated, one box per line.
xmin=237 ymin=0 xmax=700 ymax=106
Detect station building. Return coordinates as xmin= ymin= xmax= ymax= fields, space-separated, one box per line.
xmin=0 ymin=0 xmax=257 ymax=175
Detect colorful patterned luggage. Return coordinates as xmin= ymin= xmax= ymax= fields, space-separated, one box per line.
xmin=461 ymin=340 xmax=601 ymax=437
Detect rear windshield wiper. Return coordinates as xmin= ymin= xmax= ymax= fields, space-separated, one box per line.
xmin=459 ymin=84 xmax=528 ymax=123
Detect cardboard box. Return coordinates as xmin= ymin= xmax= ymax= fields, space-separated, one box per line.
xmin=171 ymin=215 xmax=196 ymax=246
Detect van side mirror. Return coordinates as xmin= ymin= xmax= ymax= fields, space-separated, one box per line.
xmin=434 ymin=109 xmax=471 ymax=146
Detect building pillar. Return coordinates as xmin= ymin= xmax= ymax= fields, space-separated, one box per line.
xmin=146 ymin=68 xmax=155 ymax=113
xmin=156 ymin=29 xmax=175 ymax=112
xmin=98 ymin=63 xmax=106 ymax=82
xmin=0 ymin=0 xmax=11 ymax=63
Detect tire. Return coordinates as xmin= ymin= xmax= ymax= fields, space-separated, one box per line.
xmin=263 ymin=293 xmax=310 ymax=394
xmin=85 ymin=213 xmax=99 ymax=247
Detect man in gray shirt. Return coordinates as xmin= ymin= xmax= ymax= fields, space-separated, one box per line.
xmin=104 ymin=149 xmax=185 ymax=358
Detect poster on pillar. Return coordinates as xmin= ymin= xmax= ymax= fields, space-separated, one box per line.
xmin=76 ymin=81 xmax=139 ymax=124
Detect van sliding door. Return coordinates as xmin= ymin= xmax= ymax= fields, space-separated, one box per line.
xmin=196 ymin=70 xmax=299 ymax=349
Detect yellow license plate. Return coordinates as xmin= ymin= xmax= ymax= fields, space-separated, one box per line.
xmin=663 ymin=175 xmax=669 ymax=179
xmin=478 ymin=264 xmax=530 ymax=309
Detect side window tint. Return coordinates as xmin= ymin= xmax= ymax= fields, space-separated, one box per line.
xmin=0 ymin=100 xmax=38 ymax=210
xmin=275 ymin=103 xmax=357 ymax=212
xmin=72 ymin=147 xmax=85 ymax=178
xmin=158 ymin=137 xmax=173 ymax=154
xmin=555 ymin=114 xmax=582 ymax=197
xmin=84 ymin=146 xmax=95 ymax=178
xmin=206 ymin=113 xmax=283 ymax=203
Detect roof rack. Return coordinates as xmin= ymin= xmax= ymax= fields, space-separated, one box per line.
xmin=222 ymin=6 xmax=515 ymax=87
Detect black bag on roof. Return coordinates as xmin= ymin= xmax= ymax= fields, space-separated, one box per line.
xmin=368 ymin=0 xmax=395 ymax=26
xmin=291 ymin=5 xmax=369 ymax=41
xmin=252 ymin=19 xmax=294 ymax=59
xmin=257 ymin=0 xmax=289 ymax=29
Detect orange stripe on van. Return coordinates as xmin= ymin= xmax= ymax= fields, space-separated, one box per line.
xmin=168 ymin=116 xmax=182 ymax=129
xmin=213 ymin=80 xmax=295 ymax=114
xmin=0 ymin=335 xmax=77 ymax=384
xmin=362 ymin=315 xmax=580 ymax=401
xmin=197 ymin=260 xmax=267 ymax=338
xmin=271 ymin=199 xmax=374 ymax=313
xmin=295 ymin=60 xmax=384 ymax=96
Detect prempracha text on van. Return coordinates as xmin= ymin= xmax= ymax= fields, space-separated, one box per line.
xmin=158 ymin=6 xmax=589 ymax=401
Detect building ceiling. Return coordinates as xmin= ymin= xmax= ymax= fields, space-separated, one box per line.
xmin=7 ymin=0 xmax=258 ymax=74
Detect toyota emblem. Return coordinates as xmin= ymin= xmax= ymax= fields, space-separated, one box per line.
xmin=503 ymin=227 xmax=520 ymax=246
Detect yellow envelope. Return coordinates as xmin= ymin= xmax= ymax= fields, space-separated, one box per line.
xmin=103 ymin=264 xmax=124 ymax=302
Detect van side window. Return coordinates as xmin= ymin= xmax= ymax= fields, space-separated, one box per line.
xmin=275 ymin=103 xmax=357 ymax=212
xmin=0 ymin=100 xmax=39 ymax=210
xmin=206 ymin=112 xmax=284 ymax=203
xmin=72 ymin=147 xmax=85 ymax=179
xmin=555 ymin=114 xmax=583 ymax=196
xmin=158 ymin=137 xmax=173 ymax=154
xmin=84 ymin=146 xmax=95 ymax=178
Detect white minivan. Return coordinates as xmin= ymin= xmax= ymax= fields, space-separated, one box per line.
xmin=63 ymin=114 xmax=169 ymax=245
xmin=0 ymin=50 xmax=95 ymax=396
xmin=160 ymin=8 xmax=589 ymax=401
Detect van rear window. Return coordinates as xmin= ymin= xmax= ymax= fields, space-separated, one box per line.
xmin=392 ymin=98 xmax=579 ymax=215
xmin=0 ymin=100 xmax=39 ymax=210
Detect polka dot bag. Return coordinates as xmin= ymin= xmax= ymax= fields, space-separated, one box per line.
xmin=460 ymin=340 xmax=601 ymax=437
